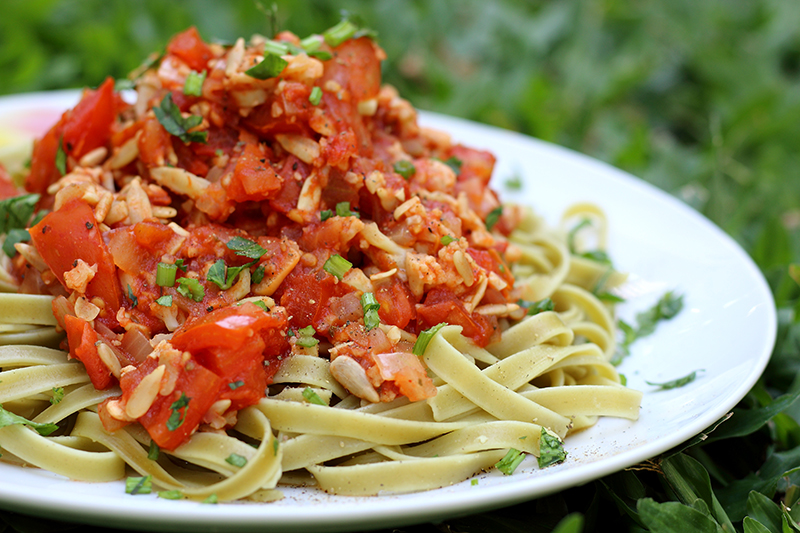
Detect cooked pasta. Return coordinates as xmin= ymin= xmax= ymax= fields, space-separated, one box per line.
xmin=0 ymin=20 xmax=640 ymax=500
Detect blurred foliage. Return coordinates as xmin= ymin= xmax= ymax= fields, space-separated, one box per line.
xmin=3 ymin=0 xmax=800 ymax=532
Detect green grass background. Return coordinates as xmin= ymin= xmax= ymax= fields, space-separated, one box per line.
xmin=2 ymin=1 xmax=800 ymax=531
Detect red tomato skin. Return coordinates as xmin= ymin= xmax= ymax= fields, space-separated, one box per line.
xmin=63 ymin=314 xmax=113 ymax=389
xmin=166 ymin=27 xmax=213 ymax=72
xmin=26 ymin=78 xmax=117 ymax=195
xmin=136 ymin=358 xmax=224 ymax=451
xmin=375 ymin=277 xmax=416 ymax=329
xmin=30 ymin=199 xmax=122 ymax=323
xmin=62 ymin=77 xmax=116 ymax=160
xmin=416 ymin=288 xmax=497 ymax=347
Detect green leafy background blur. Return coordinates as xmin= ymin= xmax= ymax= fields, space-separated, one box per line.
xmin=2 ymin=1 xmax=800 ymax=532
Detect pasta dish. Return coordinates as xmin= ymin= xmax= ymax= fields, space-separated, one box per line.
xmin=0 ymin=19 xmax=640 ymax=501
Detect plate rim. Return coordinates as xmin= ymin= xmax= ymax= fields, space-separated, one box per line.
xmin=0 ymin=90 xmax=778 ymax=532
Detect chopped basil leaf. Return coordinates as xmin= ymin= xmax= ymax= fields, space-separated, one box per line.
xmin=272 ymin=438 xmax=279 ymax=456
xmin=147 ymin=440 xmax=160 ymax=461
xmin=323 ymin=254 xmax=352 ymax=280
xmin=183 ymin=70 xmax=206 ymax=97
xmin=538 ymin=428 xmax=567 ymax=468
xmin=614 ymin=291 xmax=684 ymax=364
xmin=50 ymin=387 xmax=64 ymax=405
xmin=495 ymin=448 xmax=526 ymax=475
xmin=0 ymin=404 xmax=59 ymax=435
xmin=176 ymin=277 xmax=205 ymax=302
xmin=619 ymin=373 xmax=627 ymax=386
xmin=3 ymin=228 xmax=30 ymax=258
xmin=202 ymin=494 xmax=218 ymax=504
xmin=251 ymin=264 xmax=266 ymax=284
xmin=335 ymin=201 xmax=360 ymax=218
xmin=320 ymin=209 xmax=333 ymax=221
xmin=155 ymin=295 xmax=173 ymax=307
xmin=646 ymin=370 xmax=703 ymax=390
xmin=361 ymin=292 xmax=381 ymax=331
xmin=471 ymin=478 xmax=479 ymax=486
xmin=127 ymin=284 xmax=138 ymax=307
xmin=55 ymin=136 xmax=67 ymax=176
xmin=226 ymin=236 xmax=267 ymax=259
xmin=125 ymin=475 xmax=152 ymax=495
xmin=393 ymin=160 xmax=416 ymax=179
xmin=485 ymin=206 xmax=503 ymax=231
xmin=309 ymin=86 xmax=322 ymax=105
xmin=592 ymin=267 xmax=624 ymax=303
xmin=252 ymin=300 xmax=269 ymax=312
xmin=579 ymin=250 xmax=612 ymax=264
xmin=207 ymin=259 xmax=229 ymax=289
xmin=441 ymin=156 xmax=462 ymax=175
xmin=174 ymin=259 xmax=187 ymax=272
xmin=440 ymin=235 xmax=456 ymax=246
xmin=518 ymin=297 xmax=554 ymax=316
xmin=153 ymin=93 xmax=207 ymax=144
xmin=225 ymin=453 xmax=248 ymax=468
xmin=156 ymin=262 xmax=178 ymax=287
xmin=229 ymin=380 xmax=244 ymax=390
xmin=302 ymin=387 xmax=327 ymax=406
xmin=0 ymin=193 xmax=40 ymax=235
xmin=413 ymin=323 xmax=447 ymax=356
xmin=158 ymin=490 xmax=184 ymax=500
xmin=245 ymin=52 xmax=288 ymax=80
xmin=166 ymin=393 xmax=190 ymax=431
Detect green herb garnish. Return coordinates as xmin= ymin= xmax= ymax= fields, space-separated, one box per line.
xmin=538 ymin=428 xmax=567 ymax=468
xmin=176 ymin=277 xmax=205 ymax=302
xmin=166 ymin=393 xmax=190 ymax=431
xmin=155 ymin=295 xmax=173 ymax=307
xmin=127 ymin=284 xmax=138 ymax=307
xmin=485 ymin=206 xmax=503 ymax=231
xmin=296 ymin=325 xmax=319 ymax=347
xmin=147 ymin=440 xmax=160 ymax=461
xmin=251 ymin=264 xmax=266 ymax=284
xmin=518 ymin=298 xmax=555 ymax=316
xmin=614 ymin=291 xmax=684 ymax=365
xmin=50 ymin=387 xmax=64 ymax=405
xmin=225 ymin=453 xmax=248 ymax=468
xmin=335 ymin=201 xmax=360 ymax=218
xmin=0 ymin=404 xmax=58 ymax=435
xmin=153 ymin=93 xmax=207 ymax=144
xmin=229 ymin=380 xmax=244 ymax=390
xmin=245 ymin=52 xmax=288 ymax=80
xmin=226 ymin=236 xmax=267 ymax=259
xmin=156 ymin=262 xmax=177 ymax=287
xmin=393 ymin=160 xmax=416 ymax=180
xmin=309 ymin=86 xmax=322 ymax=105
xmin=646 ymin=370 xmax=703 ymax=390
xmin=125 ymin=475 xmax=152 ymax=495
xmin=55 ymin=136 xmax=67 ymax=176
xmin=302 ymin=387 xmax=327 ymax=405
xmin=413 ymin=323 xmax=447 ymax=356
xmin=361 ymin=292 xmax=381 ymax=331
xmin=496 ymin=448 xmax=526 ymax=475
xmin=440 ymin=235 xmax=456 ymax=246
xmin=183 ymin=70 xmax=206 ymax=97
xmin=3 ymin=228 xmax=31 ymax=258
xmin=323 ymin=254 xmax=352 ymax=280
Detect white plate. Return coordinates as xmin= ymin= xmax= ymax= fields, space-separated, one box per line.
xmin=0 ymin=91 xmax=777 ymax=532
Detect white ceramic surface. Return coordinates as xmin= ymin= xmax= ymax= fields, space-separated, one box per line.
xmin=0 ymin=91 xmax=777 ymax=532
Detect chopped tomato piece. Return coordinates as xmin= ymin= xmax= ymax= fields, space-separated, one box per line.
xmin=166 ymin=27 xmax=213 ymax=72
xmin=226 ymin=143 xmax=283 ymax=202
xmin=134 ymin=357 xmax=224 ymax=450
xmin=417 ymin=288 xmax=497 ymax=347
xmin=375 ymin=277 xmax=416 ymax=329
xmin=30 ymin=199 xmax=122 ymax=324
xmin=63 ymin=314 xmax=113 ymax=389
xmin=62 ymin=77 xmax=116 ymax=161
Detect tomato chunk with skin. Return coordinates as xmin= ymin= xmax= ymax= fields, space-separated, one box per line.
xmin=30 ymin=199 xmax=122 ymax=322
xmin=133 ymin=357 xmax=224 ymax=450
xmin=26 ymin=78 xmax=117 ymax=195
xmin=63 ymin=314 xmax=113 ymax=389
xmin=166 ymin=26 xmax=213 ymax=72
xmin=417 ymin=288 xmax=497 ymax=347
